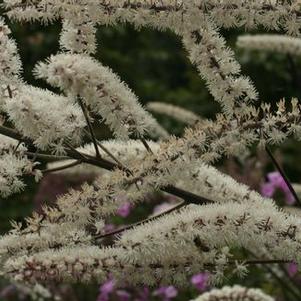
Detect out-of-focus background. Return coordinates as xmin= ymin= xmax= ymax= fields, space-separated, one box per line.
xmin=1 ymin=12 xmax=301 ymax=301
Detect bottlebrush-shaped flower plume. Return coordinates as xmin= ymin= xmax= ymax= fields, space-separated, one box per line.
xmin=0 ymin=18 xmax=22 ymax=109
xmin=59 ymin=19 xmax=97 ymax=55
xmin=34 ymin=54 xmax=168 ymax=139
xmin=193 ymin=285 xmax=274 ymax=301
xmin=0 ymin=135 xmax=36 ymax=198
xmin=4 ymin=85 xmax=85 ymax=151
xmin=147 ymin=102 xmax=201 ymax=125
xmin=237 ymin=34 xmax=301 ymax=57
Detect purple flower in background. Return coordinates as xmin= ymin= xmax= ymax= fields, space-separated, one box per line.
xmin=97 ymin=293 xmax=109 ymax=300
xmin=97 ymin=279 xmax=115 ymax=301
xmin=116 ymin=290 xmax=131 ymax=301
xmin=104 ymin=223 xmax=116 ymax=234
xmin=117 ymin=202 xmax=133 ymax=217
xmin=153 ymin=286 xmax=178 ymax=301
xmin=191 ymin=273 xmax=210 ymax=292
xmin=261 ymin=182 xmax=275 ymax=198
xmin=261 ymin=171 xmax=295 ymax=204
xmin=101 ymin=279 xmax=115 ymax=294
xmin=287 ymin=262 xmax=298 ymax=278
xmin=136 ymin=286 xmax=150 ymax=301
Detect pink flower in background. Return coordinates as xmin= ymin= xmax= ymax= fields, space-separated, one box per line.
xmin=117 ymin=202 xmax=133 ymax=217
xmin=97 ymin=279 xmax=115 ymax=301
xmin=97 ymin=294 xmax=109 ymax=301
xmin=287 ymin=262 xmax=298 ymax=278
xmin=104 ymin=223 xmax=116 ymax=234
xmin=100 ymin=279 xmax=115 ymax=294
xmin=153 ymin=286 xmax=178 ymax=301
xmin=116 ymin=290 xmax=131 ymax=301
xmin=261 ymin=182 xmax=275 ymax=198
xmin=191 ymin=273 xmax=210 ymax=292
xmin=261 ymin=171 xmax=295 ymax=204
xmin=136 ymin=287 xmax=150 ymax=301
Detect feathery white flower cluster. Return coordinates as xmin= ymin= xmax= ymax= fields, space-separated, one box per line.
xmin=118 ymin=201 xmax=299 ymax=274
xmin=0 ymin=18 xmax=22 ymax=109
xmin=4 ymin=85 xmax=85 ymax=151
xmin=3 ymin=245 xmax=198 ymax=285
xmin=47 ymin=140 xmax=160 ymax=176
xmin=60 ymin=19 xmax=97 ymax=55
xmin=4 ymin=0 xmax=301 ymax=35
xmin=3 ymin=244 xmax=212 ymax=285
xmin=193 ymin=285 xmax=274 ymax=301
xmin=89 ymin=136 xmax=273 ymax=215
xmin=47 ymin=138 xmax=265 ymax=210
xmin=175 ymin=163 xmax=266 ymax=204
xmin=35 ymin=54 xmax=167 ymax=139
xmin=0 ymin=18 xmax=21 ymax=85
xmin=147 ymin=102 xmax=201 ymax=125
xmin=0 ymin=183 xmax=99 ymax=266
xmin=4 ymin=200 xmax=301 ymax=285
xmin=2 ymin=0 xmax=301 ymax=293
xmin=39 ymin=97 xmax=301 ymax=218
xmin=0 ymin=142 xmax=279 ymax=279
xmin=0 ymin=135 xmax=34 ymax=198
xmin=182 ymin=99 xmax=301 ymax=161
xmin=237 ymin=34 xmax=301 ymax=57
xmin=181 ymin=20 xmax=258 ymax=115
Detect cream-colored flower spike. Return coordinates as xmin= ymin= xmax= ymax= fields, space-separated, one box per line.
xmin=34 ymin=53 xmax=167 ymax=139
xmin=0 ymin=18 xmax=22 ymax=109
xmin=147 ymin=102 xmax=201 ymax=125
xmin=59 ymin=19 xmax=97 ymax=55
xmin=4 ymin=1 xmax=301 ymax=35
xmin=193 ymin=285 xmax=274 ymax=301
xmin=3 ymin=201 xmax=301 ymax=284
xmin=0 ymin=18 xmax=22 ymax=85
xmin=4 ymin=85 xmax=85 ymax=150
xmin=0 ymin=135 xmax=33 ymax=198
xmin=180 ymin=18 xmax=258 ymax=115
xmin=118 ymin=201 xmax=300 ymax=272
xmin=237 ymin=34 xmax=301 ymax=57
xmin=47 ymin=140 xmax=160 ymax=176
